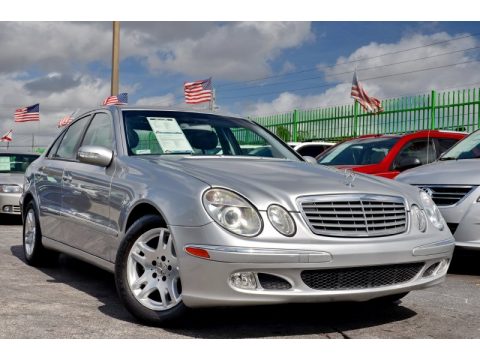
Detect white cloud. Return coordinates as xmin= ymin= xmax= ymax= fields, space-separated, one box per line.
xmin=247 ymin=31 xmax=480 ymax=116
xmin=135 ymin=93 xmax=176 ymax=106
xmin=146 ymin=22 xmax=313 ymax=80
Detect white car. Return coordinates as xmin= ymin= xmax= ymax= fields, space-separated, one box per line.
xmin=288 ymin=141 xmax=336 ymax=158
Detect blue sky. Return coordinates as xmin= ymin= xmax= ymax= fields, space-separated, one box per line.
xmin=1 ymin=21 xmax=480 ymax=147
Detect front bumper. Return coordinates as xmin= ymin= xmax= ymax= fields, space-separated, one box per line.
xmin=439 ymin=199 xmax=480 ymax=250
xmin=0 ymin=193 xmax=21 ymax=215
xmin=171 ymin=217 xmax=454 ymax=308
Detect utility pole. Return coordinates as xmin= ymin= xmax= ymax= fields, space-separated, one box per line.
xmin=111 ymin=21 xmax=120 ymax=96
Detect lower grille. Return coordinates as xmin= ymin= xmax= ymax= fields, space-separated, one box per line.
xmin=416 ymin=185 xmax=475 ymax=206
xmin=257 ymin=273 xmax=292 ymax=290
xmin=301 ymin=263 xmax=424 ymax=290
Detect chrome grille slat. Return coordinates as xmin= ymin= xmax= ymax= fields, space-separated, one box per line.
xmin=416 ymin=185 xmax=476 ymax=207
xmin=299 ymin=194 xmax=407 ymax=237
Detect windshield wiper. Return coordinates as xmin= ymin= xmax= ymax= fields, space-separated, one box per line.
xmin=438 ymin=157 xmax=456 ymax=161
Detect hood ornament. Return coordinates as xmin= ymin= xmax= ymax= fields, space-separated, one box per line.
xmin=344 ymin=169 xmax=356 ymax=188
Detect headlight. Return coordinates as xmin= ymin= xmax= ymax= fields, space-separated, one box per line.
xmin=0 ymin=184 xmax=22 ymax=193
xmin=419 ymin=191 xmax=444 ymax=231
xmin=411 ymin=205 xmax=427 ymax=232
xmin=267 ymin=204 xmax=296 ymax=236
xmin=202 ymin=188 xmax=262 ymax=237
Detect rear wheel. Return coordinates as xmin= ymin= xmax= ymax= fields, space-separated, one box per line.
xmin=23 ymin=202 xmax=58 ymax=266
xmin=115 ymin=215 xmax=186 ymax=325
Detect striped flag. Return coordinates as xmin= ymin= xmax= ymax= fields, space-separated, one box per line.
xmin=102 ymin=93 xmax=128 ymax=106
xmin=351 ymin=71 xmax=383 ymax=113
xmin=184 ymin=78 xmax=213 ymax=104
xmin=0 ymin=129 xmax=13 ymax=142
xmin=57 ymin=114 xmax=73 ymax=128
xmin=15 ymin=103 xmax=40 ymax=122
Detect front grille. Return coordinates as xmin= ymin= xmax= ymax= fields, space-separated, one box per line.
xmin=416 ymin=185 xmax=475 ymax=206
xmin=301 ymin=263 xmax=424 ymax=290
xmin=257 ymin=273 xmax=292 ymax=290
xmin=299 ymin=194 xmax=407 ymax=237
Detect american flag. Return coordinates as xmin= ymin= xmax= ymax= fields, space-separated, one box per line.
xmin=102 ymin=92 xmax=128 ymax=106
xmin=184 ymin=78 xmax=213 ymax=104
xmin=0 ymin=129 xmax=13 ymax=142
xmin=57 ymin=114 xmax=73 ymax=128
xmin=15 ymin=103 xmax=40 ymax=122
xmin=351 ymin=71 xmax=383 ymax=113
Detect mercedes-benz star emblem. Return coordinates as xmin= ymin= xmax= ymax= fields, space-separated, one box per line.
xmin=344 ymin=169 xmax=356 ymax=188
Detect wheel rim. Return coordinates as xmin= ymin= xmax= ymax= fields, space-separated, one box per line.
xmin=126 ymin=228 xmax=182 ymax=311
xmin=24 ymin=209 xmax=36 ymax=257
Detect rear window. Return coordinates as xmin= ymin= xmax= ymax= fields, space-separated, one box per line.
xmin=0 ymin=154 xmax=39 ymax=173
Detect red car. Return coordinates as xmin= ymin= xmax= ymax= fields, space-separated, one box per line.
xmin=316 ymin=130 xmax=466 ymax=179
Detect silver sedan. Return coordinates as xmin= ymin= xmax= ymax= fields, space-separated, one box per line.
xmin=21 ymin=106 xmax=454 ymax=325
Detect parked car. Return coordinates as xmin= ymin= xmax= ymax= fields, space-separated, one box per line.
xmin=288 ymin=141 xmax=336 ymax=158
xmin=0 ymin=152 xmax=39 ymax=216
xmin=22 ymin=106 xmax=454 ymax=325
xmin=397 ymin=129 xmax=480 ymax=250
xmin=316 ymin=130 xmax=465 ymax=179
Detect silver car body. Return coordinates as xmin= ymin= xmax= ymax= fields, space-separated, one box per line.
xmin=397 ymin=158 xmax=480 ymax=250
xmin=22 ymin=106 xmax=454 ymax=308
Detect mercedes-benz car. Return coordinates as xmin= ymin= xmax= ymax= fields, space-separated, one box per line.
xmin=0 ymin=152 xmax=39 ymax=215
xmin=21 ymin=106 xmax=454 ymax=325
xmin=397 ymin=129 xmax=480 ymax=251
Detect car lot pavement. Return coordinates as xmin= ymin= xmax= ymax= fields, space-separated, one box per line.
xmin=1 ymin=215 xmax=480 ymax=338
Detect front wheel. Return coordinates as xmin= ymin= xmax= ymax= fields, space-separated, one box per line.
xmin=115 ymin=215 xmax=187 ymax=325
xmin=23 ymin=202 xmax=58 ymax=266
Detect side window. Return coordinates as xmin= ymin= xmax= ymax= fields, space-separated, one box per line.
xmin=394 ymin=139 xmax=436 ymax=168
xmin=297 ymin=145 xmax=326 ymax=157
xmin=55 ymin=116 xmax=90 ymax=160
xmin=81 ymin=113 xmax=114 ymax=150
xmin=437 ymin=138 xmax=459 ymax=155
xmin=46 ymin=131 xmax=66 ymax=158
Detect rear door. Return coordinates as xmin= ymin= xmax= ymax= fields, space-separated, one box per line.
xmin=36 ymin=116 xmax=91 ymax=240
xmin=61 ymin=112 xmax=117 ymax=260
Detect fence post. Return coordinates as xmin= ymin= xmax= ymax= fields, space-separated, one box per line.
xmin=292 ymin=109 xmax=298 ymax=142
xmin=353 ymin=101 xmax=358 ymax=137
xmin=430 ymin=90 xmax=436 ymax=130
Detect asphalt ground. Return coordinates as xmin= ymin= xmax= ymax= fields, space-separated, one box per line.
xmin=1 ymin=214 xmax=479 ymax=339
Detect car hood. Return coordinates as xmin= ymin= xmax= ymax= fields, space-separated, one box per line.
xmin=152 ymin=157 xmax=417 ymax=211
xmin=396 ymin=159 xmax=480 ymax=186
xmin=0 ymin=173 xmax=24 ymax=186
xmin=334 ymin=164 xmax=379 ymax=174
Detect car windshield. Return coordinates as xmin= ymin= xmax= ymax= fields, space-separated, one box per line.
xmin=317 ymin=137 xmax=399 ymax=165
xmin=0 ymin=154 xmax=38 ymax=173
xmin=440 ymin=130 xmax=480 ymax=160
xmin=122 ymin=110 xmax=301 ymax=161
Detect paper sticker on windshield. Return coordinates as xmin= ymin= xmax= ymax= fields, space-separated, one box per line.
xmin=0 ymin=157 xmax=11 ymax=171
xmin=147 ymin=117 xmax=193 ymax=154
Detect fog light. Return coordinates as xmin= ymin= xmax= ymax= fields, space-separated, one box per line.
xmin=2 ymin=205 xmax=13 ymax=213
xmin=437 ymin=258 xmax=450 ymax=275
xmin=230 ymin=272 xmax=257 ymax=290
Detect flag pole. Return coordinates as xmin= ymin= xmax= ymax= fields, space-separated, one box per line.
xmin=111 ymin=21 xmax=120 ymax=96
xmin=209 ymin=88 xmax=216 ymax=112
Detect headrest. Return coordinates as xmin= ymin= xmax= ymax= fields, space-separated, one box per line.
xmin=183 ymin=129 xmax=218 ymax=151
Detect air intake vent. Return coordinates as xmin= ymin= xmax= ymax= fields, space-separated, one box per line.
xmin=298 ymin=194 xmax=407 ymax=237
xmin=257 ymin=273 xmax=292 ymax=290
xmin=301 ymin=263 xmax=424 ymax=290
xmin=417 ymin=185 xmax=476 ymax=207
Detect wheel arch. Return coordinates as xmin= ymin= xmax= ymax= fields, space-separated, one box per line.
xmin=123 ymin=200 xmax=168 ymax=233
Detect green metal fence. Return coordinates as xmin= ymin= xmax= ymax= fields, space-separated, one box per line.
xmin=249 ymin=87 xmax=480 ymax=142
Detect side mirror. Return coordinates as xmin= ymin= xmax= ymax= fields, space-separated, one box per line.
xmin=303 ymin=156 xmax=318 ymax=164
xmin=395 ymin=156 xmax=421 ymax=171
xmin=77 ymin=145 xmax=113 ymax=167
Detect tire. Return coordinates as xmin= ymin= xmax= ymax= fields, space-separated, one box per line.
xmin=115 ymin=214 xmax=187 ymax=326
xmin=371 ymin=292 xmax=409 ymax=304
xmin=23 ymin=201 xmax=58 ymax=266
